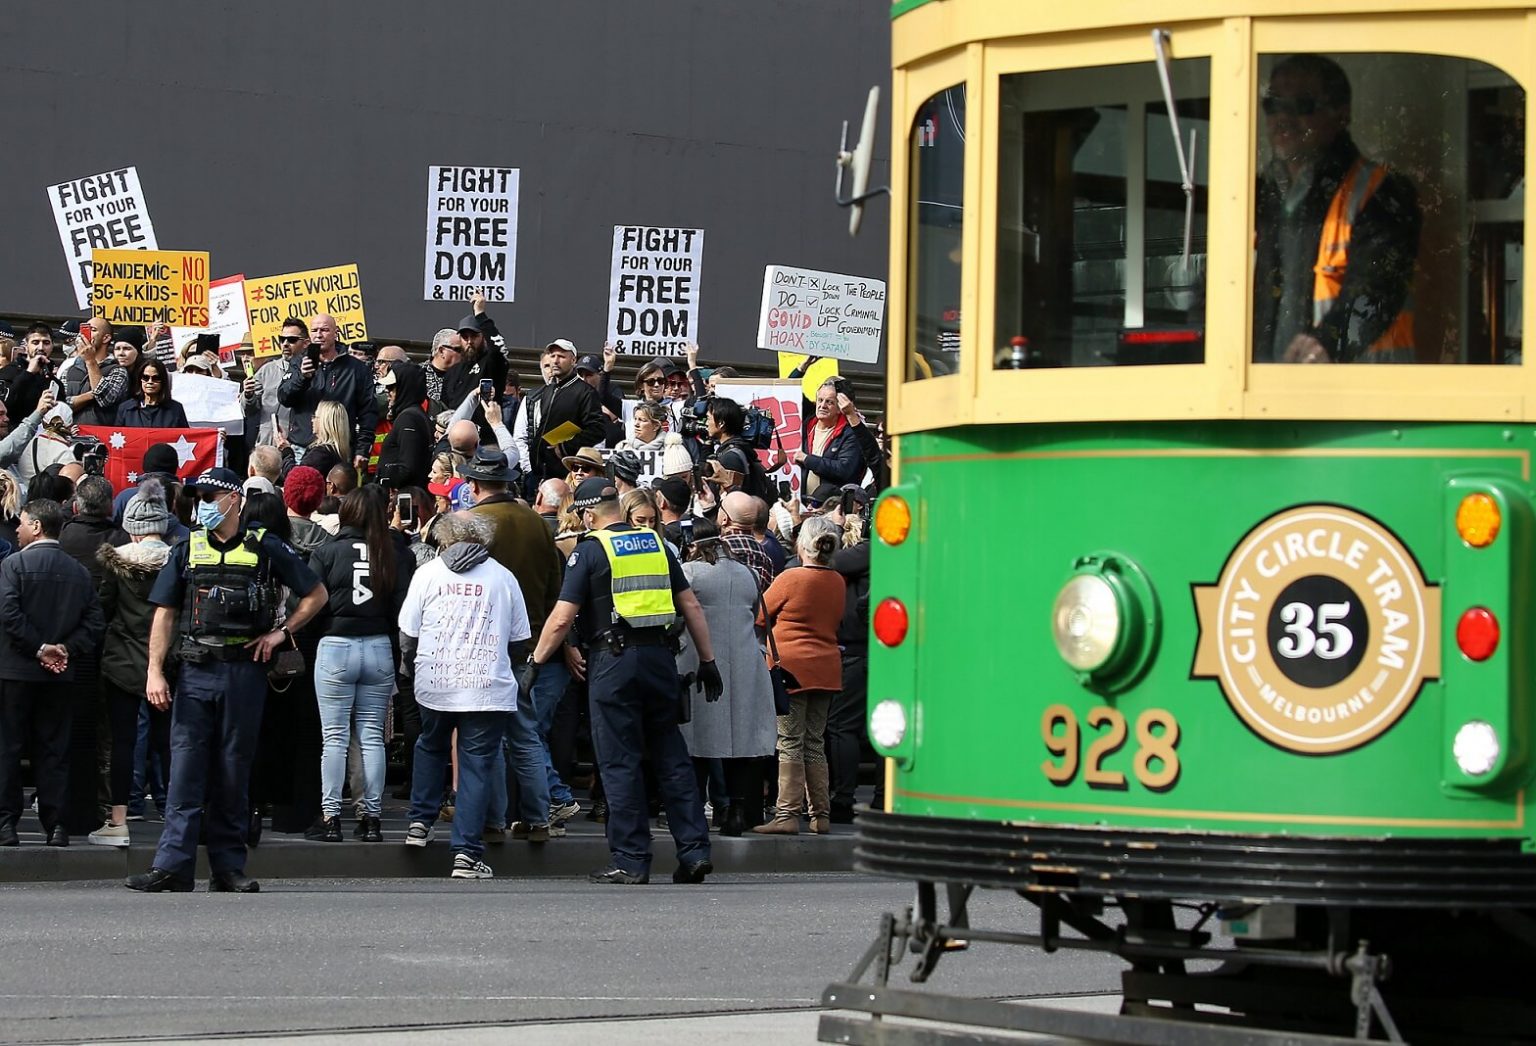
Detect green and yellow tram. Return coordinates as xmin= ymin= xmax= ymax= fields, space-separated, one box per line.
xmin=825 ymin=2 xmax=1536 ymax=1042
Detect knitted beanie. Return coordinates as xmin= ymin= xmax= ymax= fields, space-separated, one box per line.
xmin=662 ymin=432 xmax=693 ymax=478
xmin=122 ymin=487 xmax=171 ymax=536
xmin=283 ymin=465 xmax=326 ymax=516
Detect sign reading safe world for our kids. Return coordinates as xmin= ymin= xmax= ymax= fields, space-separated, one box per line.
xmin=91 ymin=249 xmax=209 ymax=328
xmin=606 ymin=226 xmax=704 ymax=354
xmin=244 ymin=264 xmax=368 ymax=357
xmin=48 ymin=167 xmax=159 ymax=310
xmin=757 ymin=265 xmax=886 ymax=365
xmin=424 ymin=166 xmax=519 ymax=303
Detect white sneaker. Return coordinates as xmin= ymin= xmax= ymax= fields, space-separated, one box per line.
xmin=549 ymin=799 xmax=581 ymax=824
xmin=87 ymin=822 xmax=129 ymax=848
xmin=404 ymin=821 xmax=435 ymax=847
xmin=451 ymin=853 xmax=493 ymax=879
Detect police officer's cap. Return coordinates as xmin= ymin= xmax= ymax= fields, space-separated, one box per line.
xmin=186 ymin=467 xmax=242 ymax=494
xmin=573 ymin=477 xmax=619 ymax=509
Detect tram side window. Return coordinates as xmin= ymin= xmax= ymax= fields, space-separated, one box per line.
xmin=1255 ymin=53 xmax=1524 ymax=365
xmin=908 ymin=85 xmax=965 ymax=381
xmin=993 ymin=60 xmax=1210 ymax=369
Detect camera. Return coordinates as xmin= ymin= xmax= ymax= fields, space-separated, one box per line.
xmin=679 ymin=396 xmax=775 ymax=451
xmin=72 ymin=435 xmax=108 ymax=477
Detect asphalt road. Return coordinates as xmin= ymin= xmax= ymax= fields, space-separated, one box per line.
xmin=0 ymin=873 xmax=1124 ymax=1044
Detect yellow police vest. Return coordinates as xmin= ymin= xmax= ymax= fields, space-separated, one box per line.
xmin=185 ymin=527 xmax=271 ymax=644
xmin=587 ymin=528 xmax=677 ymax=629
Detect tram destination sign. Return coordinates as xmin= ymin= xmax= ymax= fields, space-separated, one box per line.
xmin=756 ymin=265 xmax=885 ymax=365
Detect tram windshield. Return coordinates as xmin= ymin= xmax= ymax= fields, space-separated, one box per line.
xmin=992 ymin=59 xmax=1210 ymax=370
xmin=1254 ymin=53 xmax=1523 ymax=366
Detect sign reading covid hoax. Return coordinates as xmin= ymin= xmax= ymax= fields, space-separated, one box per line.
xmin=606 ymin=226 xmax=704 ymax=354
xmin=424 ymin=166 xmax=519 ymax=303
xmin=244 ymin=264 xmax=368 ymax=357
xmin=48 ymin=167 xmax=158 ymax=310
xmin=757 ymin=265 xmax=886 ymax=365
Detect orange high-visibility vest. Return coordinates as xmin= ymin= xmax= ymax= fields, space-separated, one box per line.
xmin=1312 ymin=158 xmax=1414 ymax=355
xmin=367 ymin=419 xmax=391 ymax=476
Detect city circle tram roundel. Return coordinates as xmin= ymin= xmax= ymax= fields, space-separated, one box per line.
xmin=1193 ymin=505 xmax=1441 ymax=754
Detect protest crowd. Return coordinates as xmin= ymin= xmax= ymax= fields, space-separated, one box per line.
xmin=0 ymin=301 xmax=886 ymax=889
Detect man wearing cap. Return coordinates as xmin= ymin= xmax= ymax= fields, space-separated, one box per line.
xmin=512 ymin=339 xmax=605 ymax=488
xmin=461 ymin=447 xmax=563 ymax=840
xmin=527 ymin=476 xmax=724 ymax=885
xmin=277 ymin=313 xmax=378 ymax=469
xmin=575 ymin=353 xmax=624 ymax=447
xmin=440 ymin=291 xmax=509 ymax=434
xmin=126 ymin=468 xmax=327 ymax=893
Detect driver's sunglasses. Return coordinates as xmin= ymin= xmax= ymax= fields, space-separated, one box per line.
xmin=1261 ymin=94 xmax=1323 ymax=117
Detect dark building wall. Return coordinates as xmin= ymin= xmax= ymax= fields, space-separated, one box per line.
xmin=1 ymin=1 xmax=891 ymax=370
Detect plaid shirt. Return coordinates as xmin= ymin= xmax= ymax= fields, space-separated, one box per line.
xmin=721 ymin=532 xmax=774 ymax=595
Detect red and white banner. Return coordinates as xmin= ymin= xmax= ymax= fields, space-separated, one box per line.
xmin=79 ymin=426 xmax=222 ymax=493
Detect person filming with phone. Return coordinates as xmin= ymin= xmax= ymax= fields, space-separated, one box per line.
xmin=276 ymin=314 xmax=378 ymax=468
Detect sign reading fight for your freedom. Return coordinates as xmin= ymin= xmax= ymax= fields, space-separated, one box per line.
xmin=424 ymin=166 xmax=519 ymax=303
xmin=606 ymin=226 xmax=704 ymax=354
xmin=48 ymin=167 xmax=158 ymax=310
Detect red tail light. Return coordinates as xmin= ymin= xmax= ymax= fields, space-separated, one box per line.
xmin=1456 ymin=607 xmax=1500 ymax=662
xmin=873 ymin=598 xmax=909 ymax=647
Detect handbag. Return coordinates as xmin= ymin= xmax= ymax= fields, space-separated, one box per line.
xmin=266 ymin=632 xmax=305 ymax=691
xmin=761 ymin=597 xmax=799 ymax=716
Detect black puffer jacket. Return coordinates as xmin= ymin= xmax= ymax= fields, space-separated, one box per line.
xmin=97 ymin=539 xmax=175 ymax=692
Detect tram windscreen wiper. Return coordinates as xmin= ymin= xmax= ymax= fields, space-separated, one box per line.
xmin=1152 ymin=29 xmax=1198 ymax=266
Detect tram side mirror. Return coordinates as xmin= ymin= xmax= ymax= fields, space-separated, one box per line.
xmin=836 ymin=86 xmax=889 ymax=237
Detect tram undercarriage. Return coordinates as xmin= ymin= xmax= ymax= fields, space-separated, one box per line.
xmin=820 ymin=813 xmax=1536 ymax=1045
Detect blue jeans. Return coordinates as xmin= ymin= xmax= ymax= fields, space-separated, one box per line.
xmin=530 ymin=660 xmax=573 ymax=805
xmin=488 ymin=696 xmax=551 ymax=828
xmin=408 ymin=706 xmax=502 ymax=859
xmin=315 ymin=635 xmax=394 ymax=818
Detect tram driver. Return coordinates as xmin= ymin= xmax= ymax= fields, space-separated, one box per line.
xmin=1255 ymin=54 xmax=1422 ymax=364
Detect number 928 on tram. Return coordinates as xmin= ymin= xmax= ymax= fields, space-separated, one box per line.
xmin=822 ymin=1 xmax=1536 ymax=1044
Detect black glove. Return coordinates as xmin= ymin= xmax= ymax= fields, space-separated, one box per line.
xmin=517 ymin=656 xmax=540 ymax=695
xmin=696 ymin=659 xmax=723 ymax=702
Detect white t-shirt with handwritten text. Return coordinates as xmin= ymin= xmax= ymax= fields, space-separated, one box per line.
xmin=398 ymin=557 xmax=530 ymax=713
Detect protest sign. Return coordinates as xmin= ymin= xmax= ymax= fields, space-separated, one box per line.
xmin=423 ymin=166 xmax=519 ymax=303
xmin=48 ymin=167 xmax=158 ymax=309
xmin=757 ymin=265 xmax=886 ymax=364
xmin=175 ymin=371 xmax=245 ymax=435
xmin=90 ymin=249 xmax=209 ymax=328
xmin=777 ymin=351 xmax=841 ymax=401
xmin=713 ymin=378 xmax=804 ymax=496
xmin=601 ymin=444 xmax=665 ymax=488
xmin=171 ymin=274 xmax=248 ymax=362
xmin=606 ymin=226 xmax=704 ymax=354
xmin=244 ymin=264 xmax=368 ymax=356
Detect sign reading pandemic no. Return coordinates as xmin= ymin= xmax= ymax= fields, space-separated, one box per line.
xmin=756 ymin=265 xmax=886 ymax=365
xmin=424 ymin=166 xmax=519 ymax=303
xmin=91 ymin=249 xmax=209 ymax=327
xmin=244 ymin=264 xmax=368 ymax=357
xmin=606 ymin=226 xmax=704 ymax=354
xmin=48 ymin=167 xmax=158 ymax=310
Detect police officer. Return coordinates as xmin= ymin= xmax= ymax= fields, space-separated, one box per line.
xmin=126 ymin=468 xmax=327 ymax=893
xmin=527 ymin=476 xmax=723 ymax=884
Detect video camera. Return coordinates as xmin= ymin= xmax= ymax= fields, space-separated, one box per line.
xmin=678 ymin=396 xmax=776 ymax=450
xmin=71 ymin=435 xmax=108 ymax=478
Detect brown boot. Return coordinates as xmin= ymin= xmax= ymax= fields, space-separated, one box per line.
xmin=805 ymin=763 xmax=831 ymax=834
xmin=752 ymin=761 xmax=804 ymax=835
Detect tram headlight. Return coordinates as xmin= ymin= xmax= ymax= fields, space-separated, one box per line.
xmin=869 ymin=700 xmax=907 ymax=749
xmin=1052 ymin=574 xmax=1121 ymax=672
xmin=1453 ymin=720 xmax=1500 ymax=777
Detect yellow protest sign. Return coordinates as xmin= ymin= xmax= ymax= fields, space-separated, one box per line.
xmin=777 ymin=351 xmax=840 ymax=401
xmin=244 ymin=264 xmax=368 ymax=357
xmin=90 ymin=249 xmax=209 ymax=327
